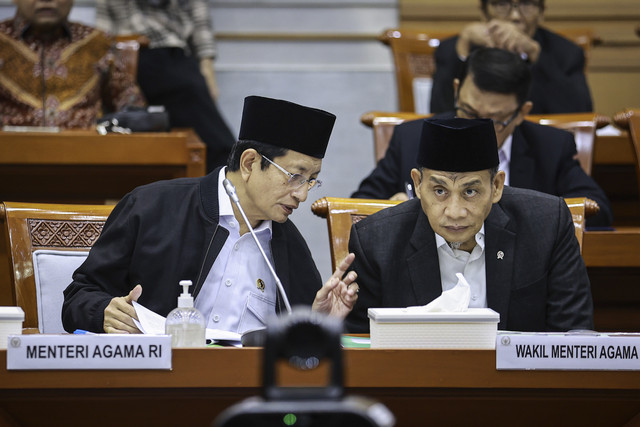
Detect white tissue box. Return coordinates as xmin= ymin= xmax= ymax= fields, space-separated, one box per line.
xmin=0 ymin=307 xmax=24 ymax=350
xmin=368 ymin=307 xmax=499 ymax=349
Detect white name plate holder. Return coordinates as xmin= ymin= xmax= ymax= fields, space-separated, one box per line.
xmin=496 ymin=332 xmax=640 ymax=370
xmin=7 ymin=334 xmax=172 ymax=370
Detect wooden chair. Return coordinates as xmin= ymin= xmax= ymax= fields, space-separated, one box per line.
xmin=0 ymin=202 xmax=113 ymax=333
xmin=360 ymin=110 xmax=429 ymax=162
xmin=360 ymin=110 xmax=603 ymax=175
xmin=379 ymin=27 xmax=598 ymax=113
xmin=527 ymin=112 xmax=603 ymax=175
xmin=311 ymin=198 xmax=400 ymax=271
xmin=612 ymin=108 xmax=640 ymax=197
xmin=554 ymin=27 xmax=601 ymax=72
xmin=114 ymin=34 xmax=150 ymax=80
xmin=378 ymin=28 xmax=455 ymax=113
xmin=311 ymin=197 xmax=596 ymax=271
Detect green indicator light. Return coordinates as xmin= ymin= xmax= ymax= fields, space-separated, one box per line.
xmin=283 ymin=413 xmax=297 ymax=425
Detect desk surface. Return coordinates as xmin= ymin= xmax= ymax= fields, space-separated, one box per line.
xmin=0 ymin=129 xmax=206 ymax=204
xmin=1 ymin=347 xmax=639 ymax=426
xmin=594 ymin=132 xmax=634 ymax=165
xmin=0 ymin=129 xmax=205 ymax=169
xmin=583 ymin=226 xmax=640 ymax=267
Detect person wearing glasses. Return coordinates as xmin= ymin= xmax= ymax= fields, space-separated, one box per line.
xmin=351 ymin=48 xmax=612 ymax=226
xmin=62 ymin=96 xmax=359 ymax=334
xmin=345 ymin=118 xmax=594 ymax=333
xmin=430 ymin=0 xmax=593 ymax=114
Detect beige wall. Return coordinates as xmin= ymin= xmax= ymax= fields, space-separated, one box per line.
xmin=399 ymin=0 xmax=640 ymax=116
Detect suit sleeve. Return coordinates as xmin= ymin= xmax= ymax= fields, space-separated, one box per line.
xmin=545 ymin=198 xmax=594 ymax=331
xmin=530 ymin=36 xmax=593 ymax=113
xmin=344 ymin=225 xmax=382 ymax=333
xmin=554 ymin=131 xmax=613 ymax=227
xmin=62 ymin=194 xmax=139 ymax=333
xmin=430 ymin=37 xmax=462 ymax=114
xmin=351 ymin=124 xmax=408 ymax=199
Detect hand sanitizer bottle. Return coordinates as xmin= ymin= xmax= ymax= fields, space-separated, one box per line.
xmin=165 ymin=280 xmax=205 ymax=348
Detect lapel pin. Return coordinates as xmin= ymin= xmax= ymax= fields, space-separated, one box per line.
xmin=256 ymin=278 xmax=265 ymax=292
xmin=497 ymin=251 xmax=504 ymax=260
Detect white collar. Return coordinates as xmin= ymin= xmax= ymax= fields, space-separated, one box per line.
xmin=499 ymin=133 xmax=513 ymax=163
xmin=217 ymin=168 xmax=273 ymax=234
xmin=435 ymin=224 xmax=485 ymax=254
xmin=217 ymin=167 xmax=234 ymax=217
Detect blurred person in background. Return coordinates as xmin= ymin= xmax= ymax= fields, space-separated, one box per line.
xmin=430 ymin=0 xmax=593 ymax=114
xmin=96 ymin=0 xmax=236 ymax=171
xmin=0 ymin=0 xmax=145 ymax=128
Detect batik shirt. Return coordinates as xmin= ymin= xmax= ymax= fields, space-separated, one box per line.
xmin=0 ymin=16 xmax=145 ymax=128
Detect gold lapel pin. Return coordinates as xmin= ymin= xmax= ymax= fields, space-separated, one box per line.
xmin=256 ymin=278 xmax=266 ymax=292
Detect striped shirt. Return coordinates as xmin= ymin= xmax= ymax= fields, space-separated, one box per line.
xmin=95 ymin=0 xmax=216 ymax=59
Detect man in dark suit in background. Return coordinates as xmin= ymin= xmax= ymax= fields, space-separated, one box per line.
xmin=346 ymin=118 xmax=594 ymax=333
xmin=352 ymin=47 xmax=612 ymax=226
xmin=430 ymin=0 xmax=592 ymax=114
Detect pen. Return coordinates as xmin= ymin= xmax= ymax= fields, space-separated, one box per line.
xmin=405 ymin=182 xmax=415 ymax=199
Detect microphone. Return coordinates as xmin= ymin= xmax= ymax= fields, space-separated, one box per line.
xmin=223 ymin=178 xmax=292 ymax=315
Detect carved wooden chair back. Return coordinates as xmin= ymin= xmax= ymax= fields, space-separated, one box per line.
xmin=1 ymin=202 xmax=113 ymax=333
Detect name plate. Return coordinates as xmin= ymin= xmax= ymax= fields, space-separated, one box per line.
xmin=496 ymin=332 xmax=640 ymax=370
xmin=6 ymin=334 xmax=172 ymax=370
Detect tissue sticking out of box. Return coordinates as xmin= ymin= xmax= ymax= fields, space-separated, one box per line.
xmin=408 ymin=272 xmax=470 ymax=312
xmin=367 ymin=274 xmax=499 ymax=349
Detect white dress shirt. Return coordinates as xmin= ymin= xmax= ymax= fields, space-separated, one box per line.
xmin=435 ymin=225 xmax=487 ymax=308
xmin=194 ymin=168 xmax=277 ymax=334
xmin=498 ymin=134 xmax=513 ymax=186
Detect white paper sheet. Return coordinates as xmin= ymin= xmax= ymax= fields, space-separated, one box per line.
xmin=132 ymin=301 xmax=241 ymax=344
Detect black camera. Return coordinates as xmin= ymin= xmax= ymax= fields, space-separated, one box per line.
xmin=214 ymin=309 xmax=395 ymax=427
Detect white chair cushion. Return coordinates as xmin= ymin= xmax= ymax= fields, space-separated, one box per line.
xmin=32 ymin=249 xmax=89 ymax=334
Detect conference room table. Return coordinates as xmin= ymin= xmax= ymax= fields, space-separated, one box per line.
xmin=581 ymin=227 xmax=640 ymax=332
xmin=592 ymin=131 xmax=639 ymax=226
xmin=1 ymin=346 xmax=639 ymax=426
xmin=0 ymin=128 xmax=206 ymax=204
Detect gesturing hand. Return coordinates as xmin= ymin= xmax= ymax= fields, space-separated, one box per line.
xmin=312 ymin=253 xmax=359 ymax=319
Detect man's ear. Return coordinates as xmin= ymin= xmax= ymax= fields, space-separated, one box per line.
xmin=513 ymin=101 xmax=533 ymax=127
xmin=453 ymin=78 xmax=460 ymax=96
xmin=520 ymin=101 xmax=533 ymax=116
xmin=410 ymin=168 xmax=423 ymax=200
xmin=492 ymin=170 xmax=506 ymax=204
xmin=239 ymin=149 xmax=261 ymax=182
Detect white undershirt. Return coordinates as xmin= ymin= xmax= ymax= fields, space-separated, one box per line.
xmin=194 ymin=168 xmax=277 ymax=334
xmin=435 ymin=225 xmax=487 ymax=308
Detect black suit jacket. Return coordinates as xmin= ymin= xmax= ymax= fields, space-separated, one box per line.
xmin=62 ymin=167 xmax=322 ymax=333
xmin=430 ymin=27 xmax=593 ymax=114
xmin=345 ymin=187 xmax=594 ymax=333
xmin=351 ymin=117 xmax=612 ymax=226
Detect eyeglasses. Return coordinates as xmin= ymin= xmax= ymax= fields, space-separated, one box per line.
xmin=262 ymin=155 xmax=322 ymax=191
xmin=488 ymin=0 xmax=541 ymax=16
xmin=455 ymin=104 xmax=522 ymax=132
